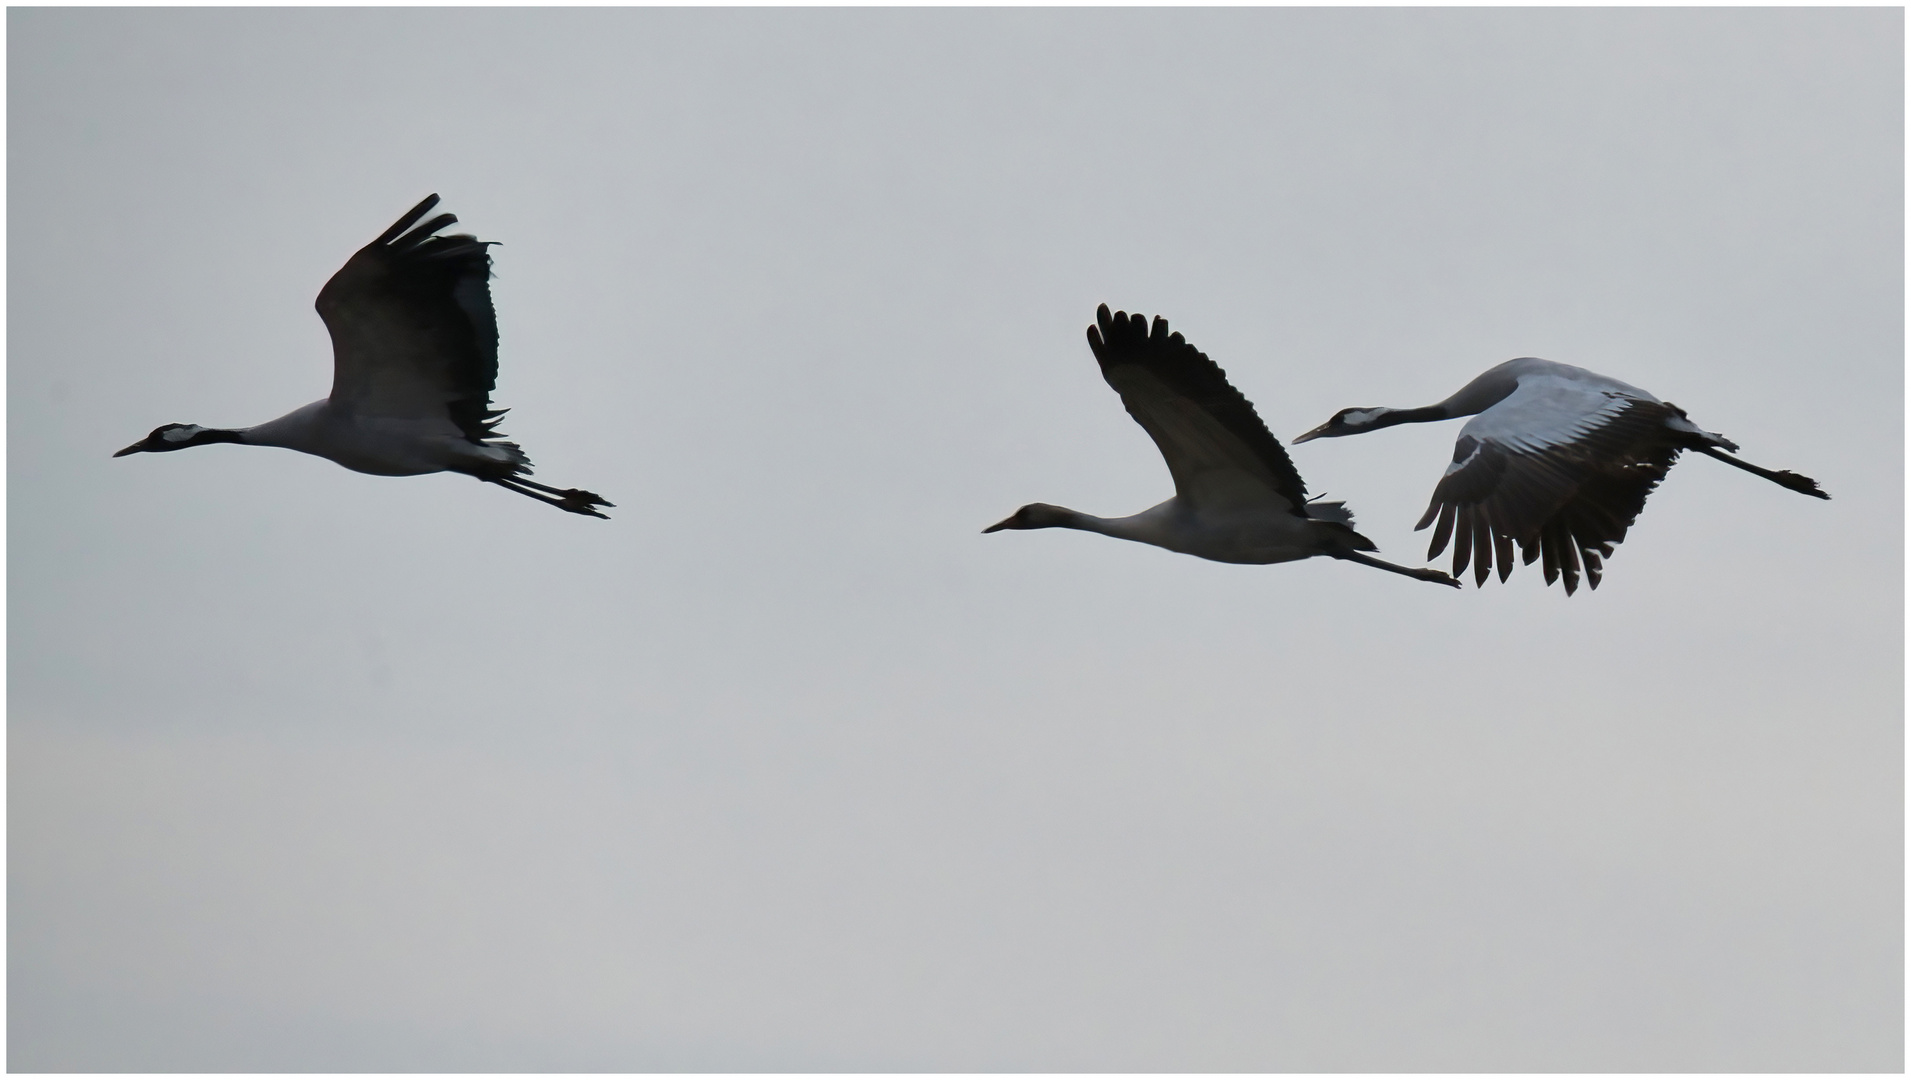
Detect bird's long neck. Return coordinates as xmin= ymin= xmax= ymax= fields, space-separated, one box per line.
xmin=1365 ymin=374 xmax=1521 ymax=430
xmin=236 ymin=400 xmax=331 ymax=451
xmin=1335 ymin=370 xmax=1527 ymax=437
xmin=1429 ymin=365 xmax=1530 ymax=420
xmin=1067 ymin=512 xmax=1154 ymax=544
xmin=1357 ymin=404 xmax=1453 ymax=431
xmin=1052 ymin=502 xmax=1185 ymax=548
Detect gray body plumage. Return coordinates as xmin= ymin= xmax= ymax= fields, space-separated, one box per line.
xmin=1294 ymin=357 xmax=1828 ymax=593
xmin=115 ymin=195 xmax=610 ymax=518
xmin=985 ymin=306 xmax=1458 ymax=588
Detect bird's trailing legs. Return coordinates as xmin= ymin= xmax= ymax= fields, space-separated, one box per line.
xmin=1692 ymin=446 xmax=1830 ymax=499
xmin=1329 ymin=548 xmax=1461 ymax=588
xmin=487 ymin=476 xmax=615 ymax=518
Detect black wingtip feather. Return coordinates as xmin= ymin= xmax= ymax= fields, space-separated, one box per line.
xmin=1451 ymin=507 xmax=1474 ymax=579
xmin=1425 ymin=501 xmax=1455 ymax=559
xmin=393 ymin=212 xmax=460 ymax=251
xmin=1493 ymin=530 xmax=1515 ymax=583
xmin=1472 ymin=512 xmax=1494 ymax=587
xmin=374 ymin=194 xmax=441 ymax=246
xmin=1557 ymin=525 xmax=1582 ymax=596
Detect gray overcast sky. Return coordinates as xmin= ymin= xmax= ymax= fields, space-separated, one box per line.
xmin=8 ymin=7 xmax=1901 ymax=1071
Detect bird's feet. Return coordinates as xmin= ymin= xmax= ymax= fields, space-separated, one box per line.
xmin=555 ymin=489 xmax=614 ymax=518
xmin=1772 ymin=470 xmax=1831 ymax=500
xmin=487 ymin=475 xmax=615 ymax=518
xmin=1415 ymin=567 xmax=1463 ymax=588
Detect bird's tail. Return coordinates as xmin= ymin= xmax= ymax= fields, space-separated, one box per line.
xmin=1306 ymin=501 xmax=1376 ymax=550
xmin=1662 ymin=402 xmax=1740 ymax=452
xmin=1303 ymin=499 xmax=1355 ymax=526
xmin=478 ymin=440 xmax=533 ymax=476
xmin=1315 ymin=521 xmax=1378 ymax=553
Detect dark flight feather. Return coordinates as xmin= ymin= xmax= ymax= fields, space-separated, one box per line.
xmin=1416 ymin=399 xmax=1686 ymax=592
xmin=316 ymin=194 xmax=508 ymax=449
xmin=1085 ymin=304 xmax=1310 ymax=513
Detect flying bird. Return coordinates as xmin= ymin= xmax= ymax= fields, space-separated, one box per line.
xmin=1292 ymin=357 xmax=1828 ymax=594
xmin=115 ymin=194 xmax=612 ymax=518
xmin=984 ymin=305 xmax=1459 ymax=588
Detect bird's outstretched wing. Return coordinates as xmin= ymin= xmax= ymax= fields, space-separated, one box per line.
xmin=316 ymin=194 xmax=506 ymax=443
xmin=1086 ymin=304 xmax=1308 ymax=514
xmin=1416 ymin=379 xmax=1683 ymax=594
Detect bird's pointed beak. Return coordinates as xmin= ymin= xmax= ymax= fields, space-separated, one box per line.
xmin=112 ymin=442 xmax=147 ymax=457
xmin=981 ymin=516 xmax=1016 ymax=533
xmin=1290 ymin=423 xmax=1330 ymax=445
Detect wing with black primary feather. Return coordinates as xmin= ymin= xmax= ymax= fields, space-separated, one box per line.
xmin=316 ymin=194 xmax=509 ymax=444
xmin=1415 ymin=397 xmax=1684 ymax=594
xmin=1085 ymin=304 xmax=1309 ymax=514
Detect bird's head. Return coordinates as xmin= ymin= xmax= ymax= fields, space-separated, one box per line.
xmin=1292 ymin=407 xmax=1393 ymax=444
xmin=114 ymin=423 xmax=226 ymax=457
xmin=982 ymin=503 xmax=1074 ymax=533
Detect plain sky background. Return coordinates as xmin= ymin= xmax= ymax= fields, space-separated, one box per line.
xmin=8 ymin=7 xmax=1902 ymax=1071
